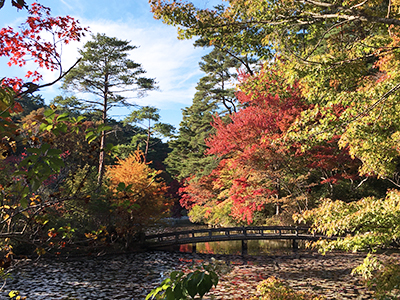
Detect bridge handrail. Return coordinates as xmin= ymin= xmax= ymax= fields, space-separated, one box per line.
xmin=144 ymin=225 xmax=310 ymax=241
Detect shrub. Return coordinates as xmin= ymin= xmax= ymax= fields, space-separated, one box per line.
xmin=251 ymin=276 xmax=325 ymax=300
xmin=106 ymin=150 xmax=171 ymax=242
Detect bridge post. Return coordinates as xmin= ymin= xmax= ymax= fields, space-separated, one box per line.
xmin=242 ymin=239 xmax=248 ymax=256
xmin=292 ymin=239 xmax=298 ymax=250
xmin=192 ymin=243 xmax=196 ymax=253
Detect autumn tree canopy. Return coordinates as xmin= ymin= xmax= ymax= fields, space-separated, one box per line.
xmin=179 ymin=66 xmax=361 ymax=226
xmin=107 ymin=149 xmax=171 ymax=240
xmin=151 ymin=0 xmax=400 ymax=187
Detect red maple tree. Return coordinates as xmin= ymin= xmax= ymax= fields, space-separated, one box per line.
xmin=1 ymin=2 xmax=88 ymax=92
xmin=180 ymin=66 xmax=360 ymax=225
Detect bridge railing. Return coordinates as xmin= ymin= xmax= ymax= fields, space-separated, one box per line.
xmin=143 ymin=225 xmax=311 ymax=243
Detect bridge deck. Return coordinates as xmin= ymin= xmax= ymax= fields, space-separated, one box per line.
xmin=143 ymin=226 xmax=331 ymax=249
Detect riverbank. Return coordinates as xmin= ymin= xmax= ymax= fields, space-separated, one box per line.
xmin=2 ymin=250 xmax=389 ymax=299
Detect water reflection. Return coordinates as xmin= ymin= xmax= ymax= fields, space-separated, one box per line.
xmin=179 ymin=239 xmax=304 ymax=255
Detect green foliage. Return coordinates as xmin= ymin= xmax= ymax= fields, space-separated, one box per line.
xmin=146 ymin=259 xmax=225 ymax=300
xmin=251 ymin=276 xmax=325 ymax=300
xmin=151 ymin=0 xmax=400 ymax=186
xmin=51 ymin=95 xmax=86 ymax=117
xmin=166 ymin=48 xmax=239 ymax=181
xmin=0 ymin=85 xmax=19 ymax=157
xmin=62 ymin=33 xmax=157 ymax=102
xmin=124 ymin=106 xmax=175 ymax=158
xmin=11 ymin=94 xmax=45 ymax=121
xmin=352 ymin=253 xmax=383 ymax=280
xmin=352 ymin=254 xmax=400 ymax=299
xmin=295 ymin=189 xmax=400 ymax=253
xmin=187 ymin=200 xmax=238 ymax=227
xmin=85 ymin=124 xmax=113 ymax=144
xmin=62 ymin=33 xmax=158 ymax=186
xmin=370 ymin=263 xmax=400 ymax=299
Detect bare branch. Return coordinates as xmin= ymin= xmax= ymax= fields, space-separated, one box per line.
xmin=303 ymin=0 xmax=335 ymax=8
xmin=214 ymin=44 xmax=254 ymax=76
xmin=16 ymin=58 xmax=82 ymax=98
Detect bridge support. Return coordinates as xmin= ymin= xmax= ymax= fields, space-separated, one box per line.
xmin=292 ymin=239 xmax=298 ymax=250
xmin=242 ymin=240 xmax=248 ymax=256
xmin=192 ymin=243 xmax=196 ymax=254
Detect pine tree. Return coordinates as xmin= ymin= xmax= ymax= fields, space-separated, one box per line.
xmin=124 ymin=106 xmax=175 ymax=160
xmin=61 ymin=33 xmax=157 ymax=187
xmin=165 ymin=48 xmax=240 ymax=180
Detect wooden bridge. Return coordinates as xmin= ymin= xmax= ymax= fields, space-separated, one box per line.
xmin=143 ymin=226 xmax=333 ymax=255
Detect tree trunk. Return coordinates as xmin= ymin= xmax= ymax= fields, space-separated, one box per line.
xmin=144 ymin=119 xmax=150 ymax=161
xmin=97 ymin=76 xmax=109 ymax=187
xmin=97 ymin=130 xmax=106 ymax=187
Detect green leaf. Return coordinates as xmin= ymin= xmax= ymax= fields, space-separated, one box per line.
xmin=20 ymin=197 xmax=28 ymax=209
xmin=170 ymin=271 xmax=179 ymax=280
xmin=85 ymin=131 xmax=95 ymax=140
xmin=21 ymin=186 xmax=29 ymax=199
xmin=58 ymin=123 xmax=68 ymax=133
xmin=56 ymin=112 xmax=69 ymax=122
xmin=26 ymin=148 xmax=41 ymax=154
xmin=47 ymin=157 xmax=65 ymax=171
xmin=44 ymin=109 xmax=55 ymax=117
xmin=31 ymin=178 xmax=42 ymax=192
xmin=41 ymin=143 xmax=51 ymax=151
xmin=116 ymin=182 xmax=126 ymax=191
xmin=76 ymin=115 xmax=85 ymax=122
xmin=198 ymin=273 xmax=212 ymax=297
xmin=165 ymin=287 xmax=175 ymax=300
xmin=96 ymin=125 xmax=112 ymax=133
xmin=105 ymin=143 xmax=116 ymax=152
xmin=173 ymin=282 xmax=184 ymax=299
xmin=186 ymin=271 xmax=201 ymax=298
xmin=47 ymin=149 xmax=62 ymax=156
xmin=39 ymin=123 xmax=47 ymax=131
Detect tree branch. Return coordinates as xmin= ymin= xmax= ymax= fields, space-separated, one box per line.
xmin=16 ymin=58 xmax=82 ymax=98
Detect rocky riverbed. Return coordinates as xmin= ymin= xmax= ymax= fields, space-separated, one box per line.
xmin=2 ymin=250 xmax=390 ymax=299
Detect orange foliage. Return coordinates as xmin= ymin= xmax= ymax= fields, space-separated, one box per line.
xmin=107 ymin=149 xmax=170 ymax=234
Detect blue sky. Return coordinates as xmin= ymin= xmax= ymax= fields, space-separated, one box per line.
xmin=0 ymin=0 xmax=224 ymax=129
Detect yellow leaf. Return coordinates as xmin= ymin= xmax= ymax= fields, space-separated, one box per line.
xmin=9 ymin=290 xmax=19 ymax=298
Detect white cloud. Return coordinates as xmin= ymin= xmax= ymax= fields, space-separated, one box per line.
xmin=0 ymin=6 xmax=211 ymax=128
xmin=83 ymin=19 xmax=206 ymax=107
xmin=30 ymin=17 xmax=208 ymax=112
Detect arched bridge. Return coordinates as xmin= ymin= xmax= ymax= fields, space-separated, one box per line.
xmin=143 ymin=226 xmax=333 ymax=254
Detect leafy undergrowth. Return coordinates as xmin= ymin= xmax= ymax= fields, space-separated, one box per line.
xmin=249 ymin=276 xmax=325 ymax=300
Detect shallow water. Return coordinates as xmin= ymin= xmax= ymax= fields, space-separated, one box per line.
xmin=3 ymin=250 xmax=377 ymax=300
xmin=4 ymin=251 xmax=191 ymax=299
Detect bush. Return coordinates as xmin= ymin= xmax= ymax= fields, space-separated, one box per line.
xmin=352 ymin=254 xmax=400 ymax=299
xmin=106 ymin=150 xmax=172 ymax=244
xmin=250 ymin=277 xmax=325 ymax=300
xmin=146 ymin=258 xmax=231 ymax=300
